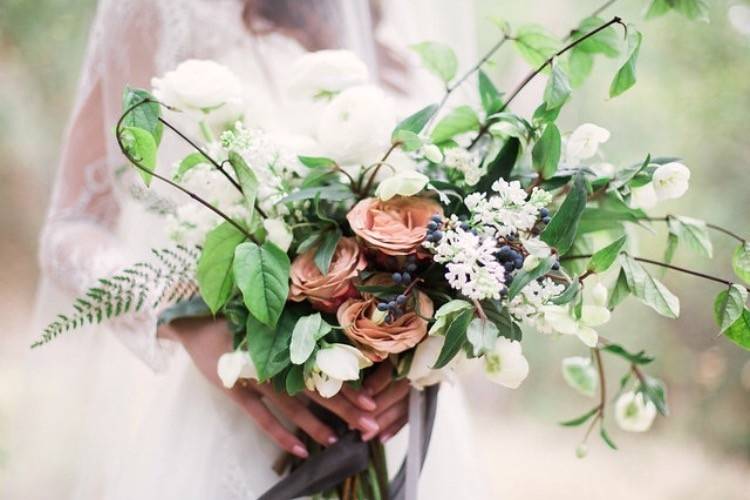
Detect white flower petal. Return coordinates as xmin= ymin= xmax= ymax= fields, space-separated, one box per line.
xmin=408 ymin=336 xmax=450 ymax=389
xmin=630 ymin=182 xmax=659 ymax=209
xmin=581 ymin=305 xmax=611 ymax=327
xmin=313 ymin=372 xmax=344 ymax=398
xmin=615 ymin=391 xmax=657 ymax=432
xmin=484 ymin=337 xmax=530 ymax=389
xmin=217 ymin=350 xmax=257 ymax=389
xmin=566 ymin=123 xmax=610 ymax=161
xmin=576 ymin=325 xmax=599 ymax=347
xmin=375 ymin=170 xmax=429 ymax=201
xmin=316 ymin=344 xmax=371 ymax=381
xmin=652 ymin=162 xmax=690 ymax=200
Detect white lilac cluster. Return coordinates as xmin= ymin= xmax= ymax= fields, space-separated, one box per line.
xmin=464 ymin=180 xmax=552 ymax=238
xmin=508 ymin=277 xmax=565 ymax=323
xmin=443 ymin=147 xmax=483 ymax=186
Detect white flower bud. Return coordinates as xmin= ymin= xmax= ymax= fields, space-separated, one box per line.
xmin=483 ymin=337 xmax=530 ymax=389
xmin=652 ymin=162 xmax=690 ymax=201
xmin=566 ymin=123 xmax=610 ymax=162
xmin=217 ymin=350 xmax=258 ymax=389
xmin=615 ymin=391 xmax=657 ymax=432
xmin=421 ymin=144 xmax=444 ymax=163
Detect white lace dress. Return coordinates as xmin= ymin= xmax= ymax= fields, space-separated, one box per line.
xmin=15 ymin=0 xmax=490 ymax=498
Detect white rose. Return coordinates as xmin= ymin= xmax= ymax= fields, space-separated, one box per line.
xmin=263 ymin=218 xmax=293 ymax=252
xmin=217 ymin=350 xmax=258 ymax=389
xmin=287 ymin=50 xmax=369 ymax=100
xmin=483 ymin=337 xmax=530 ymax=389
xmin=565 ymin=123 xmax=610 ymax=162
xmin=407 ymin=335 xmax=456 ymax=389
xmin=316 ymin=85 xmax=396 ymax=166
xmin=630 ymin=182 xmax=659 ymax=209
xmin=307 ymin=344 xmax=372 ymax=398
xmin=615 ymin=391 xmax=657 ymax=432
xmin=652 ymin=162 xmax=690 ymax=200
xmin=152 ymin=60 xmax=244 ymax=125
xmin=375 ymin=170 xmax=430 ymax=201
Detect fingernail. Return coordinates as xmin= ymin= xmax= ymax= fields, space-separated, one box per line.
xmin=359 ymin=416 xmax=380 ymax=434
xmin=379 ymin=433 xmax=392 ymax=444
xmin=358 ymin=394 xmax=377 ymax=411
xmin=327 ymin=436 xmax=338 ymax=445
xmin=292 ymin=445 xmax=309 ymax=459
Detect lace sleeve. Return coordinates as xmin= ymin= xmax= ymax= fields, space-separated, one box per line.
xmin=39 ymin=0 xmax=176 ymax=371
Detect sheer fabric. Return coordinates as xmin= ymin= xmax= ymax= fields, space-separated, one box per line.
xmin=11 ymin=1 xmax=485 ymax=498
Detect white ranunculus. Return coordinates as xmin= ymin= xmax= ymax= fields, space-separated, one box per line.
xmin=630 ymin=182 xmax=659 ymax=209
xmin=540 ymin=283 xmax=611 ymax=347
xmin=407 ymin=335 xmax=460 ymax=389
xmin=375 ymin=170 xmax=430 ymax=201
xmin=316 ymin=85 xmax=396 ymax=166
xmin=421 ymin=144 xmax=444 ymax=164
xmin=615 ymin=391 xmax=657 ymax=432
xmin=217 ymin=350 xmax=258 ymax=389
xmin=483 ymin=337 xmax=530 ymax=389
xmin=286 ymin=50 xmax=369 ymax=100
xmin=309 ymin=344 xmax=372 ymax=398
xmin=565 ymin=123 xmax=610 ymax=162
xmin=152 ymin=60 xmax=244 ymax=124
xmin=652 ymin=162 xmax=690 ymax=200
xmin=263 ymin=218 xmax=293 ymax=252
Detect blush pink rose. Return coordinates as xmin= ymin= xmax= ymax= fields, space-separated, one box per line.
xmin=336 ymin=275 xmax=434 ymax=362
xmin=289 ymin=237 xmax=367 ymax=313
xmin=346 ymin=197 xmax=443 ymax=256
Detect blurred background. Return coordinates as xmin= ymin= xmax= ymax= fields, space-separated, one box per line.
xmin=1 ymin=0 xmax=749 ymax=498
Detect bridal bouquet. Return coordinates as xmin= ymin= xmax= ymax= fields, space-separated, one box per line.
xmin=37 ymin=4 xmax=749 ymax=498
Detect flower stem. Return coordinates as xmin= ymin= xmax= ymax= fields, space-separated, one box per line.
xmin=643 ymin=216 xmax=746 ymax=244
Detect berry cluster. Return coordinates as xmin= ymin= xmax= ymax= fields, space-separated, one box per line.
xmin=425 ymin=214 xmax=444 ymax=243
xmin=375 ymin=255 xmax=419 ymax=322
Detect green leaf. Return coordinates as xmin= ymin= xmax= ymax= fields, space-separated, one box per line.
xmin=543 ymin=61 xmax=571 ymax=110
xmin=433 ymin=309 xmax=474 ymax=369
xmin=714 ymin=285 xmax=749 ymax=334
xmin=600 ymin=427 xmax=618 ymax=450
xmin=602 ymin=343 xmax=654 ymax=365
xmin=290 ymin=313 xmax=332 ymax=365
xmin=568 ymin=47 xmax=595 ymax=88
xmin=466 ymin=318 xmax=499 ymax=357
xmin=732 ymin=243 xmax=750 ymax=284
xmin=392 ymin=104 xmax=438 ymax=139
xmin=482 ymin=301 xmax=522 ymax=341
xmin=559 ymin=407 xmax=599 ymax=427
xmin=724 ymin=308 xmax=750 ymax=351
xmin=664 ymin=232 xmax=679 ymax=265
xmin=540 ymin=173 xmax=588 ymax=254
xmin=667 ymin=216 xmax=713 ymax=258
xmin=514 ymin=25 xmax=560 ymax=68
xmin=572 ymin=17 xmax=621 ymax=58
xmin=609 ymin=28 xmax=642 ymax=98
xmin=430 ymin=106 xmax=480 ymax=144
xmin=673 ymin=0 xmax=709 ymax=22
xmin=246 ymin=307 xmax=298 ymax=381
xmin=228 ymin=152 xmax=259 ymax=224
xmin=121 ymin=126 xmax=157 ymax=186
xmin=298 ymin=156 xmax=336 ymax=169
xmin=608 ymin=268 xmax=631 ymax=309
xmin=285 ymin=365 xmax=306 ymax=395
xmin=475 ymin=138 xmax=521 ymax=193
xmin=122 ymin=87 xmax=162 ymax=145
xmin=429 ymin=300 xmax=474 ymax=336
xmin=410 ymin=42 xmax=458 ymax=82
xmin=621 ymin=255 xmax=680 ymax=318
xmin=508 ymin=256 xmax=557 ymax=300
xmin=281 ymin=185 xmax=354 ymax=203
xmin=392 ymin=130 xmax=423 ymax=152
xmin=551 ymin=279 xmax=581 ymax=305
xmin=478 ymin=70 xmax=504 ymax=115
xmin=532 ymin=123 xmax=561 ymax=179
xmin=196 ymin=222 xmax=247 ymax=314
xmin=588 ymin=235 xmax=628 ymax=273
xmin=314 ymin=229 xmax=342 ymax=275
xmin=638 ymin=375 xmax=669 ymax=416
xmin=174 ymin=152 xmax=209 ymax=181
xmin=233 ymin=241 xmax=290 ymax=328
xmin=644 ymin=0 xmax=672 ymax=19
xmin=562 ymin=357 xmax=597 ymax=397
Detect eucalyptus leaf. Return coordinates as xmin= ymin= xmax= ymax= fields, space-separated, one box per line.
xmin=713 ymin=285 xmax=748 ymax=334
xmin=196 ymin=222 xmax=247 ymax=314
xmin=621 ymin=255 xmax=680 ymax=318
xmin=233 ymin=241 xmax=290 ymax=328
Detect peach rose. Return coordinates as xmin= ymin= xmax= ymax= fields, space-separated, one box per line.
xmin=337 ymin=276 xmax=434 ymax=361
xmin=289 ymin=237 xmax=367 ymax=313
xmin=346 ymin=196 xmax=443 ymax=256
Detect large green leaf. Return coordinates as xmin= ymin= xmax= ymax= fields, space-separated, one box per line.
xmin=567 ymin=47 xmax=595 ymax=88
xmin=714 ymin=285 xmax=749 ymax=334
xmin=392 ymin=104 xmax=438 ymax=139
xmin=508 ymin=256 xmax=557 ymax=300
xmin=572 ymin=17 xmax=621 ymax=58
xmin=667 ymin=216 xmax=713 ymax=258
xmin=478 ymin=70 xmax=504 ymax=116
xmin=430 ymin=106 xmax=480 ymax=144
xmin=246 ymin=307 xmax=299 ymax=381
xmin=531 ymin=123 xmax=561 ymax=179
xmin=196 ymin=222 xmax=247 ymax=314
xmin=174 ymin=152 xmax=209 ymax=181
xmin=122 ymin=87 xmax=163 ymax=144
xmin=411 ymin=42 xmax=458 ymax=82
xmin=290 ymin=313 xmax=331 ymax=365
xmin=228 ymin=152 xmax=259 ymax=224
xmin=513 ymin=25 xmax=560 ymax=68
xmin=475 ymin=138 xmax=521 ymax=193
xmin=588 ymin=235 xmax=627 ymax=273
xmin=543 ymin=61 xmax=571 ymax=110
xmin=644 ymin=0 xmax=672 ymax=19
xmin=433 ymin=308 xmax=474 ymax=369
xmin=281 ymin=185 xmax=354 ymax=203
xmin=621 ymin=255 xmax=680 ymax=318
xmin=540 ymin=173 xmax=588 ymax=254
xmin=609 ymin=28 xmax=642 ymax=98
xmin=121 ymin=126 xmax=157 ymax=186
xmin=724 ymin=308 xmax=750 ymax=351
xmin=314 ymin=228 xmax=342 ymax=275
xmin=608 ymin=268 xmax=631 ymax=309
xmin=673 ymin=0 xmax=709 ymax=22
xmin=233 ymin=241 xmax=290 ymax=328
xmin=562 ymin=357 xmax=597 ymax=397
xmin=732 ymin=243 xmax=750 ymax=284
xmin=298 ymin=156 xmax=336 ymax=169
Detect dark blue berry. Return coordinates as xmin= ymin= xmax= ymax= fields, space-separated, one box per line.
xmin=432 ymin=230 xmax=443 ymax=241
xmin=388 ymin=301 xmax=398 ymax=309
xmin=406 ymin=263 xmax=417 ymax=273
xmin=401 ymin=272 xmax=412 ymax=283
xmin=514 ymin=256 xmax=524 ymax=269
xmin=406 ymin=254 xmax=416 ymax=263
xmin=499 ymin=287 xmax=508 ymax=296
xmin=396 ymin=294 xmax=407 ymax=305
xmin=431 ymin=214 xmax=442 ymax=223
xmin=505 ymin=275 xmax=514 ymax=284
xmin=392 ymin=272 xmax=403 ymax=284
xmin=377 ymin=302 xmax=389 ymax=311
xmin=540 ymin=207 xmax=549 ymax=218
xmin=551 ymin=261 xmax=560 ymax=271
xmin=504 ymin=261 xmax=516 ymax=272
xmin=542 ymin=216 xmax=551 ymax=224
xmin=427 ymin=221 xmax=438 ymax=230
xmin=460 ymin=222 xmax=471 ymax=231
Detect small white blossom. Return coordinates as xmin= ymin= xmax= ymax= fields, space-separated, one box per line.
xmin=407 ymin=335 xmax=458 ymax=389
xmin=630 ymin=182 xmax=659 ymax=209
xmin=286 ymin=50 xmax=369 ymax=100
xmin=615 ymin=391 xmax=657 ymax=432
xmin=565 ymin=123 xmax=610 ymax=162
xmin=217 ymin=350 xmax=257 ymax=389
xmin=537 ymin=282 xmax=611 ymax=347
xmin=305 ymin=344 xmax=372 ymax=398
xmin=508 ymin=277 xmax=564 ymax=323
xmin=652 ymin=162 xmax=690 ymax=200
xmin=421 ymin=144 xmax=444 ymax=163
xmin=375 ymin=170 xmax=429 ymax=201
xmin=444 ymin=147 xmax=483 ymax=186
xmin=483 ymin=337 xmax=530 ymax=389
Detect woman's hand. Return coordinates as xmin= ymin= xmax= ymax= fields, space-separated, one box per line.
xmin=364 ymin=361 xmax=411 ymax=443
xmin=158 ymin=317 xmax=379 ymax=457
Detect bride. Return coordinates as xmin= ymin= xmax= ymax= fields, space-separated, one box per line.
xmin=10 ymin=0 xmax=490 ymax=498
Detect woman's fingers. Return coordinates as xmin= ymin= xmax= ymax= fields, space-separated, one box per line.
xmin=231 ymin=388 xmax=308 ymax=458
xmin=379 ymin=414 xmax=407 ymax=444
xmin=340 ymin=384 xmax=377 ymax=411
xmin=375 ymin=400 xmax=408 ymax=442
xmin=373 ymin=378 xmax=410 ymax=415
xmin=256 ymin=385 xmax=338 ymax=447
xmin=306 ymin=390 xmax=380 ymax=438
xmin=363 ymin=360 xmax=394 ymax=396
